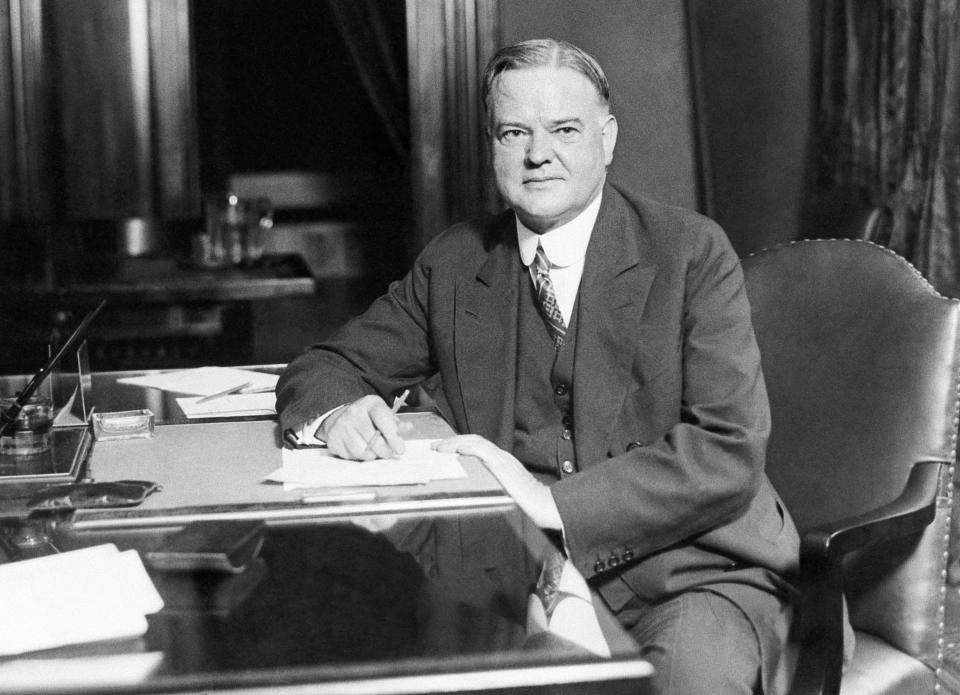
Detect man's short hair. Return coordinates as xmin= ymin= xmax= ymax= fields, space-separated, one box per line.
xmin=480 ymin=38 xmax=610 ymax=112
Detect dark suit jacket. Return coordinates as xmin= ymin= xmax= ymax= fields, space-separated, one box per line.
xmin=277 ymin=183 xmax=800 ymax=613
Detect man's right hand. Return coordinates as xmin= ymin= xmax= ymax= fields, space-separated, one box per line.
xmin=316 ymin=395 xmax=406 ymax=461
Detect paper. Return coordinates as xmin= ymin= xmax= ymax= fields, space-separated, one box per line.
xmin=117 ymin=367 xmax=278 ymax=396
xmin=0 ymin=652 xmax=164 ymax=691
xmin=0 ymin=544 xmax=164 ymax=656
xmin=266 ymin=439 xmax=467 ymax=489
xmin=177 ymin=392 xmax=276 ymax=419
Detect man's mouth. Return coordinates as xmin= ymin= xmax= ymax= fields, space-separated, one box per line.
xmin=523 ymin=177 xmax=561 ymax=184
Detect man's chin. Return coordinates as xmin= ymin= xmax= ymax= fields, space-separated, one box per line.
xmin=509 ymin=196 xmax=569 ymax=228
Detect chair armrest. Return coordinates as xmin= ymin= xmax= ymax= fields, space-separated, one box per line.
xmin=803 ymin=459 xmax=947 ymax=559
xmin=788 ymin=460 xmax=949 ymax=695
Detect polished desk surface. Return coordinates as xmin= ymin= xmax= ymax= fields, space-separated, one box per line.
xmin=3 ymin=508 xmax=650 ymax=695
xmin=0 ymin=366 xmax=651 ymax=694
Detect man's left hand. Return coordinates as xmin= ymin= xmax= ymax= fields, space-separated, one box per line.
xmin=434 ymin=435 xmax=563 ymax=531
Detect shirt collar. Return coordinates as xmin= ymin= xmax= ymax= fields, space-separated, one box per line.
xmin=516 ymin=192 xmax=602 ymax=269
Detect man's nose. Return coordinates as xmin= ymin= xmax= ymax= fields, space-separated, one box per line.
xmin=524 ymin=131 xmax=554 ymax=166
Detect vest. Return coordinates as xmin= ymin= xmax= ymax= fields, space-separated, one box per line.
xmin=512 ymin=269 xmax=579 ymax=483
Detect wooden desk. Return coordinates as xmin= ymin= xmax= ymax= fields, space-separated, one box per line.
xmin=0 ymin=368 xmax=652 ymax=694
xmin=9 ymin=508 xmax=652 ymax=695
xmin=72 ymin=414 xmax=512 ymax=529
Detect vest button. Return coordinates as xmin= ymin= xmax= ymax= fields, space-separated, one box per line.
xmin=561 ymin=428 xmax=572 ymax=440
xmin=593 ymin=559 xmax=606 ymax=573
xmin=562 ymin=415 xmax=573 ymax=428
xmin=554 ymin=383 xmax=569 ymax=396
xmin=561 ymin=460 xmax=575 ymax=474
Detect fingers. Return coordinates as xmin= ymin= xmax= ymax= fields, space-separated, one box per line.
xmin=433 ymin=434 xmax=490 ymax=456
xmin=435 ymin=436 xmax=563 ymax=530
xmin=324 ymin=395 xmax=405 ymax=460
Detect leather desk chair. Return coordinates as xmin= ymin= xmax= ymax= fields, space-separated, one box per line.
xmin=742 ymin=239 xmax=960 ymax=694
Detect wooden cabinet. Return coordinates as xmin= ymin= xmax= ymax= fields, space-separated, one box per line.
xmin=0 ymin=0 xmax=200 ymax=222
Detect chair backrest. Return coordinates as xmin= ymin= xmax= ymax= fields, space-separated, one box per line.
xmin=742 ymin=239 xmax=960 ymax=669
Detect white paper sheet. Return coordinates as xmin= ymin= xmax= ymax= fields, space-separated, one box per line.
xmin=117 ymin=367 xmax=278 ymax=396
xmin=0 ymin=544 xmax=164 ymax=656
xmin=176 ymin=392 xmax=277 ymax=419
xmin=266 ymin=439 xmax=467 ymax=489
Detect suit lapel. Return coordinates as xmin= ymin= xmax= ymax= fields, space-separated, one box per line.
xmin=454 ymin=220 xmax=520 ymax=447
xmin=574 ymin=186 xmax=657 ymax=462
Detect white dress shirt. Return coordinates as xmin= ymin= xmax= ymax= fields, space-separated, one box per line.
xmin=516 ymin=192 xmax=602 ymax=326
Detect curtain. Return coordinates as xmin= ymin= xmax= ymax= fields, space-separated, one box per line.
xmin=405 ymin=0 xmax=501 ymax=254
xmin=816 ymin=0 xmax=960 ymax=297
xmin=326 ymin=0 xmax=409 ymax=160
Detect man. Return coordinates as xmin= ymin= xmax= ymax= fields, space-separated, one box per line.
xmin=277 ymin=39 xmax=800 ymax=694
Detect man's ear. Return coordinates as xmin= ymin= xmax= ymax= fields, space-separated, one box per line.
xmin=602 ymin=115 xmax=618 ymax=166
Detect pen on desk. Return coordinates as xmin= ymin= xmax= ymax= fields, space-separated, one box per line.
xmin=361 ymin=388 xmax=410 ymax=455
xmin=197 ymin=381 xmax=252 ymax=404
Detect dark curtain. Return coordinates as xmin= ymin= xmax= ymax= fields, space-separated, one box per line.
xmin=326 ymin=0 xmax=409 ymax=160
xmin=816 ymin=0 xmax=960 ymax=297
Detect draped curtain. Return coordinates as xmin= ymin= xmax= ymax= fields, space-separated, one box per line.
xmin=405 ymin=0 xmax=501 ymax=254
xmin=326 ymin=0 xmax=500 ymax=258
xmin=326 ymin=0 xmax=409 ymax=161
xmin=816 ymin=0 xmax=960 ymax=297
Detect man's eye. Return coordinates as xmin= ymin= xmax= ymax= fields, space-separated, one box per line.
xmin=500 ymin=129 xmax=525 ymax=142
xmin=556 ymin=127 xmax=580 ymax=138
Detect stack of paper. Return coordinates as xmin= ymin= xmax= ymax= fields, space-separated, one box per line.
xmin=116 ymin=366 xmax=279 ymax=419
xmin=266 ymin=439 xmax=467 ymax=489
xmin=117 ymin=366 xmax=278 ymax=396
xmin=176 ymin=393 xmax=276 ymax=419
xmin=0 ymin=544 xmax=164 ymax=656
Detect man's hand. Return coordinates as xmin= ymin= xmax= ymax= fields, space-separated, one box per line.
xmin=434 ymin=435 xmax=563 ymax=531
xmin=318 ymin=395 xmax=406 ymax=460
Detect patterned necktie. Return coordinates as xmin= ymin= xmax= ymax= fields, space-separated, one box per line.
xmin=533 ymin=244 xmax=566 ymax=349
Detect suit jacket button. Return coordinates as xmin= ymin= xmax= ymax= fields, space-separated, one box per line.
xmin=593 ymin=559 xmax=606 ymax=573
xmin=561 ymin=460 xmax=575 ymax=474
xmin=607 ymin=552 xmax=621 ymax=567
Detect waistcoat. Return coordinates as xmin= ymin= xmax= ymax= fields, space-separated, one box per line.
xmin=512 ymin=270 xmax=579 ymax=482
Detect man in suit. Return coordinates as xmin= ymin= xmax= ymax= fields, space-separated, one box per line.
xmin=277 ymin=38 xmax=799 ymax=694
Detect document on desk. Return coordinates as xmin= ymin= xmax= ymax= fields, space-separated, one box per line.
xmin=177 ymin=392 xmax=276 ymax=418
xmin=0 ymin=543 xmax=163 ymax=656
xmin=267 ymin=439 xmax=467 ymax=489
xmin=117 ymin=366 xmax=278 ymax=396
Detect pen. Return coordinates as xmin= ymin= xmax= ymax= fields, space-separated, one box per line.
xmin=361 ymin=388 xmax=410 ymax=455
xmin=0 ymin=299 xmax=106 ymax=437
xmin=197 ymin=381 xmax=252 ymax=404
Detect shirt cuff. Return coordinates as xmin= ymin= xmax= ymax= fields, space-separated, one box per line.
xmin=288 ymin=406 xmax=343 ymax=446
